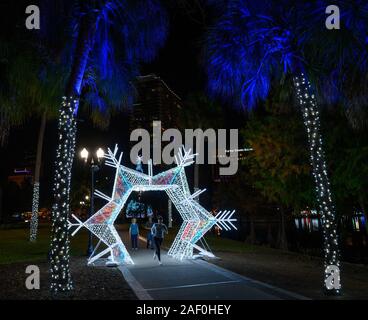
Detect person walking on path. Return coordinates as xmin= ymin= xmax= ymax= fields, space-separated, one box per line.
xmin=146 ymin=228 xmax=154 ymax=249
xmin=151 ymin=216 xmax=168 ymax=265
xmin=129 ymin=218 xmax=139 ymax=250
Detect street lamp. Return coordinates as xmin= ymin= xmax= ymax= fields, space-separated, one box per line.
xmin=80 ymin=147 xmax=105 ymax=256
xmin=80 ymin=148 xmax=89 ymax=161
xmin=96 ymin=147 xmax=105 ymax=160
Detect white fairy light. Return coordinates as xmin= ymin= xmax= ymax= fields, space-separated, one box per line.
xmin=294 ymin=75 xmax=341 ymax=294
xmin=50 ymin=96 xmax=78 ymax=293
xmin=30 ymin=182 xmax=40 ymax=242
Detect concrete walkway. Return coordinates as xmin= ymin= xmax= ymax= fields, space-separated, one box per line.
xmin=117 ymin=233 xmax=309 ymax=300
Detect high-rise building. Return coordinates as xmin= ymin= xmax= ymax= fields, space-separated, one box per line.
xmin=129 ymin=74 xmax=183 ymax=226
xmin=130 ymin=74 xmax=182 ymax=135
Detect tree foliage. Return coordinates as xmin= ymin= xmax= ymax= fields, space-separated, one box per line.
xmin=242 ymin=105 xmax=368 ymax=214
xmin=242 ymin=108 xmax=314 ymax=211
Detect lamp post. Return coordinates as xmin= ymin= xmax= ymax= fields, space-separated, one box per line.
xmin=80 ymin=147 xmax=105 ymax=256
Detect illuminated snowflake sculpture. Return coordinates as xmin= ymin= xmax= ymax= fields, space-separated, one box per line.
xmin=69 ymin=145 xmax=237 ymax=266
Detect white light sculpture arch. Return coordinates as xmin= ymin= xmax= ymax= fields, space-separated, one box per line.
xmin=69 ymin=145 xmax=237 ymax=265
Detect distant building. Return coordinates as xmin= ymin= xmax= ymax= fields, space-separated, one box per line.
xmin=130 ymin=74 xmax=182 ymax=136
xmin=8 ymin=167 xmax=33 ymax=187
xmin=7 ymin=149 xmax=36 ymax=185
xmin=212 ymin=148 xmax=252 ymax=182
xmin=129 ymin=74 xmax=182 ymax=224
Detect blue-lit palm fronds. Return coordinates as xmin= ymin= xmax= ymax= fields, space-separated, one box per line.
xmin=204 ymin=0 xmax=307 ymax=109
xmin=40 ymin=0 xmax=168 ymax=114
xmin=78 ymin=0 xmax=168 ymax=122
xmin=306 ymin=0 xmax=368 ymax=121
xmin=93 ymin=0 xmax=168 ymax=72
xmin=205 ymin=0 xmax=368 ymax=110
xmin=78 ymin=0 xmax=168 ymax=113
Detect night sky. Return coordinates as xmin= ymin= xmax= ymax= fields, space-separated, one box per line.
xmin=142 ymin=3 xmax=206 ymax=97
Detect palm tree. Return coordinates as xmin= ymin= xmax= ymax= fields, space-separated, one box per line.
xmin=1 ymin=37 xmax=67 ymax=242
xmin=30 ymin=3 xmax=139 ymax=242
xmin=0 ymin=39 xmax=59 ymax=229
xmin=204 ymin=0 xmax=368 ymax=294
xmin=0 ymin=42 xmax=29 ymax=146
xmin=0 ymin=35 xmax=125 ymax=242
xmin=26 ymin=62 xmax=66 ymax=243
xmin=0 ymin=42 xmax=29 ymax=223
xmin=47 ymin=0 xmax=168 ymax=293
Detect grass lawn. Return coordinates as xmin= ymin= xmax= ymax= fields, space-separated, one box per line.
xmin=3 ymin=222 xmax=367 ymax=299
xmin=0 ymin=221 xmax=293 ymax=264
xmin=0 ymin=223 xmax=90 ymax=264
xmin=0 ymin=223 xmax=137 ymax=300
xmin=138 ymin=224 xmax=284 ymax=256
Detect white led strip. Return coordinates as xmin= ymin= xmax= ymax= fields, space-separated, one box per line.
xmin=69 ymin=145 xmax=237 ymax=265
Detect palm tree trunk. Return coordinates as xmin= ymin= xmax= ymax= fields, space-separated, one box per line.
xmin=292 ymin=67 xmax=341 ymax=294
xmin=30 ymin=111 xmax=47 ymax=242
xmin=50 ymin=10 xmax=100 ymax=293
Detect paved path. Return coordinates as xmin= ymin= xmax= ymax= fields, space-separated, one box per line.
xmin=117 ymin=232 xmax=308 ymax=300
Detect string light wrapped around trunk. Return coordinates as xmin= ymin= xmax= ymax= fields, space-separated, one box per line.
xmin=294 ymin=73 xmax=341 ymax=294
xmin=50 ymin=96 xmax=78 ymax=293
xmin=30 ymin=182 xmax=40 ymax=242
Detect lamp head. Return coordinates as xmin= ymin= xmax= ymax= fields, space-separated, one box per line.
xmin=80 ymin=148 xmax=89 ymax=161
xmin=96 ymin=148 xmax=105 ymax=161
